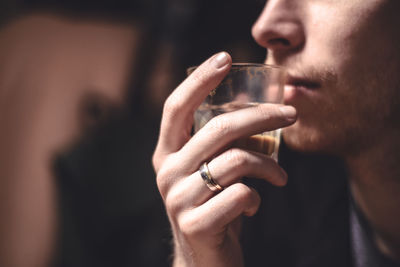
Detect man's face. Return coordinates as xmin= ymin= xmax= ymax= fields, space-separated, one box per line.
xmin=252 ymin=0 xmax=400 ymax=156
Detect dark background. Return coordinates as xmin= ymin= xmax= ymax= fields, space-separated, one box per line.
xmin=0 ymin=1 xmax=266 ymax=266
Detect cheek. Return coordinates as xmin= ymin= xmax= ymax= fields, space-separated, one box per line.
xmin=305 ymin=0 xmax=380 ymax=74
xmin=284 ymin=1 xmax=400 ymax=154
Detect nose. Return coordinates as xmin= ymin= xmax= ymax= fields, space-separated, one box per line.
xmin=252 ymin=0 xmax=305 ymax=53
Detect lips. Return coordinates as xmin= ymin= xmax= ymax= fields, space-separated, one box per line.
xmin=284 ymin=75 xmax=321 ymax=103
xmin=286 ymin=76 xmax=320 ymax=90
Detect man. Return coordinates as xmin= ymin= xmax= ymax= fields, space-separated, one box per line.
xmin=153 ymin=0 xmax=400 ymax=266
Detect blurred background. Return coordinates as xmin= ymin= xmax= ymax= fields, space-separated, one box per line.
xmin=0 ymin=0 xmax=266 ymax=266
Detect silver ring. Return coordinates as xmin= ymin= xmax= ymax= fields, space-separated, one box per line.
xmin=198 ymin=162 xmax=224 ymax=192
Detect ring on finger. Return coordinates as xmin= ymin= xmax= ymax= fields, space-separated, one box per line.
xmin=198 ymin=162 xmax=224 ymax=192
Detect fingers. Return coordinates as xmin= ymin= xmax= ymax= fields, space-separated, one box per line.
xmin=151 ymin=52 xmax=294 ymax=265
xmin=163 ymin=148 xmax=286 ymax=207
xmin=177 ymin=103 xmax=296 ymax=173
xmin=157 ymin=103 xmax=296 ymax=200
xmin=209 ymin=148 xmax=287 ymax=187
xmin=177 ymin=183 xmax=260 ymax=242
xmin=153 ymin=52 xmax=232 ymax=171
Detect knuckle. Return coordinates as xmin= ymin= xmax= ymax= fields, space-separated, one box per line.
xmin=155 ymin=154 xmax=182 ymax=199
xmin=152 ymin=150 xmax=161 ymax=173
xmin=155 ymin=165 xmax=174 ymax=198
xmin=179 ymin=213 xmax=202 ymax=238
xmin=155 ymin=172 xmax=168 ymax=198
xmin=165 ymin=195 xmax=178 ymax=216
xmin=164 ymin=188 xmax=185 ymax=216
xmin=231 ymin=183 xmax=254 ymax=203
xmin=223 ymin=148 xmax=249 ymax=171
xmin=206 ymin=115 xmax=232 ymax=137
xmin=163 ymin=94 xmax=184 ymax=116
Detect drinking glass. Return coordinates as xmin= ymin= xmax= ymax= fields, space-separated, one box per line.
xmin=188 ymin=63 xmax=286 ymax=161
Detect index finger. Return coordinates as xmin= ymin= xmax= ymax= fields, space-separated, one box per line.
xmin=153 ymin=52 xmax=232 ymax=168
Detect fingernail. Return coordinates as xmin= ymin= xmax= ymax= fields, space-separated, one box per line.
xmin=212 ymin=52 xmax=229 ymax=69
xmin=279 ymin=106 xmax=297 ymax=121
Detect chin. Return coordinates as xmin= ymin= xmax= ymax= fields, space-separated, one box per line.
xmin=282 ymin=123 xmax=340 ymax=155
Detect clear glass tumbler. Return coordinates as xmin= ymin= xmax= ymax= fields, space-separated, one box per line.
xmin=188 ymin=63 xmax=286 ymax=161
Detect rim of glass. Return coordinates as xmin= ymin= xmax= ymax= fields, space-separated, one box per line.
xmin=187 ymin=63 xmax=285 ymax=74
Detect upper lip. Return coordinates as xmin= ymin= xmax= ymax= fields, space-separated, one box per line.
xmin=286 ymin=75 xmax=320 ymax=90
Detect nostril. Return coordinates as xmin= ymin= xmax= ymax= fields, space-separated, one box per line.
xmin=268 ymin=38 xmax=290 ymax=47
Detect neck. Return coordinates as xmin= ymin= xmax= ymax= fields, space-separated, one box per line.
xmin=345 ymin=129 xmax=400 ymax=261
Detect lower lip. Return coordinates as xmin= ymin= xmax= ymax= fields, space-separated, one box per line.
xmin=284 ymin=85 xmax=319 ymax=103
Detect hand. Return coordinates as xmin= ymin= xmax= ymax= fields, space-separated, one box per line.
xmin=153 ymin=52 xmax=297 ymax=267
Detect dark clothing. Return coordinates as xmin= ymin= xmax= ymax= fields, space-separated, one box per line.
xmin=53 ymin=125 xmax=400 ymax=267
xmin=350 ymin=196 xmax=400 ymax=267
xmin=242 ymin=142 xmax=400 ymax=267
xmin=52 ymin=111 xmax=171 ymax=267
xmin=242 ymin=142 xmax=352 ymax=267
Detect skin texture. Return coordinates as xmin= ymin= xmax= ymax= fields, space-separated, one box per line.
xmin=154 ymin=0 xmax=400 ymax=265
xmin=252 ymin=0 xmax=400 ymax=260
xmin=253 ymin=0 xmax=400 ymax=156
xmin=153 ymin=52 xmax=296 ymax=267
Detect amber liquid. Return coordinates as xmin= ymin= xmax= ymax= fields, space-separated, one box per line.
xmin=194 ymin=102 xmax=281 ymax=160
